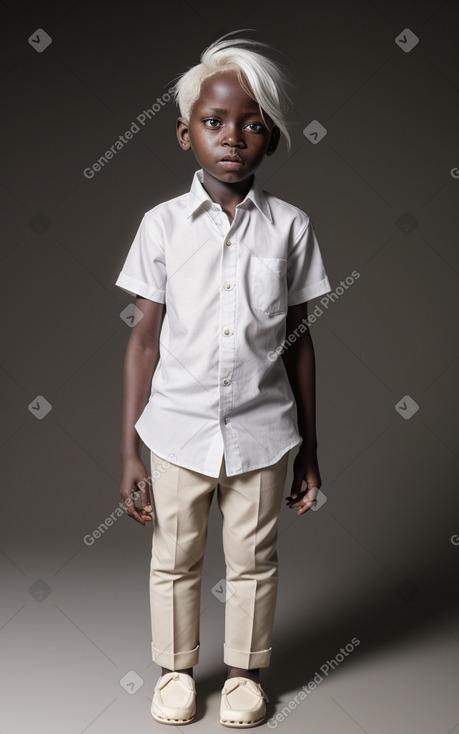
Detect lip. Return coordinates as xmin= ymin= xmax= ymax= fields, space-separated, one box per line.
xmin=219 ymin=159 xmax=244 ymax=168
xmin=220 ymin=154 xmax=244 ymax=163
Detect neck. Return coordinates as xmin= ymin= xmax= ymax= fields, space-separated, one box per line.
xmin=201 ymin=171 xmax=254 ymax=215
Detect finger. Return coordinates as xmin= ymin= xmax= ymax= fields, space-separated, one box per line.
xmin=296 ymin=489 xmax=319 ymax=516
xmin=138 ymin=512 xmax=152 ymax=523
xmin=136 ymin=477 xmax=152 ymax=514
xmin=122 ymin=491 xmax=148 ymax=525
xmin=286 ymin=477 xmax=305 ymax=503
xmin=305 ymin=486 xmax=319 ymax=502
xmin=289 ymin=484 xmax=318 ymax=504
xmin=286 ymin=480 xmax=309 ymax=506
xmin=296 ymin=502 xmax=313 ymax=515
xmin=286 ymin=495 xmax=305 ymax=507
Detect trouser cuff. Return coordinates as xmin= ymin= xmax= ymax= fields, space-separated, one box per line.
xmin=223 ymin=643 xmax=272 ymax=668
xmin=151 ymin=643 xmax=199 ymax=669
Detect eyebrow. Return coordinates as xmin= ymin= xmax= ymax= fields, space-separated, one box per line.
xmin=203 ymin=107 xmax=263 ymax=117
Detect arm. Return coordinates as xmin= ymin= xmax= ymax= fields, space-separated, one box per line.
xmin=281 ymin=301 xmax=322 ymax=516
xmin=119 ymin=296 xmax=165 ymax=525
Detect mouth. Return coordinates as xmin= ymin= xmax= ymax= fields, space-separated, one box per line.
xmin=219 ymin=156 xmax=244 ymax=168
xmin=220 ymin=155 xmax=244 ymax=166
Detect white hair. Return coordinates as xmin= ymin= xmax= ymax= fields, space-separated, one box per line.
xmin=172 ymin=31 xmax=293 ymax=151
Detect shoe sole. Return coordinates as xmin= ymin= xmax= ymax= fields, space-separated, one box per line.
xmin=219 ymin=715 xmax=265 ymax=728
xmin=152 ymin=711 xmax=195 ymax=725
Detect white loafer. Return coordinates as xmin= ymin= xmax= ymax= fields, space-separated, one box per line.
xmin=220 ymin=676 xmax=269 ymax=728
xmin=151 ymin=671 xmax=196 ymax=725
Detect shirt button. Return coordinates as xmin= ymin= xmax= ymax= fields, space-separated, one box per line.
xmin=224 ymin=417 xmax=230 ymax=425
xmin=224 ymin=281 xmax=233 ymax=290
xmin=222 ymin=327 xmax=233 ymax=337
xmin=223 ymin=378 xmax=230 ymax=386
xmin=211 ymin=205 xmax=219 ymax=211
xmin=226 ymin=240 xmax=231 ymax=246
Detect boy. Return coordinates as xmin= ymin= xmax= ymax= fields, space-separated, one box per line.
xmin=115 ymin=32 xmax=331 ymax=728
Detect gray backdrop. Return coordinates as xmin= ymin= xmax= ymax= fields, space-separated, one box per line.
xmin=1 ymin=1 xmax=458 ymax=733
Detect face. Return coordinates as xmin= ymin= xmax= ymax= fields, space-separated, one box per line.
xmin=176 ymin=70 xmax=279 ymax=185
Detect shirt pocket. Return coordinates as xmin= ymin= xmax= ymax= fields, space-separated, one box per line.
xmin=250 ymin=257 xmax=288 ymax=316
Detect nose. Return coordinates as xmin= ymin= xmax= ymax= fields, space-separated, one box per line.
xmin=221 ymin=123 xmax=244 ymax=148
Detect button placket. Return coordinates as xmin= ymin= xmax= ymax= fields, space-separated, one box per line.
xmin=219 ymin=222 xmax=237 ymax=431
xmin=209 ymin=204 xmax=231 ymax=238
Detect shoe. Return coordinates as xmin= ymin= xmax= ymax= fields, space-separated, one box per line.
xmin=151 ymin=671 xmax=196 ymax=725
xmin=220 ymin=676 xmax=269 ymax=728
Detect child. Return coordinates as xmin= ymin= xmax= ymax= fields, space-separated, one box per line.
xmin=115 ymin=32 xmax=331 ymax=728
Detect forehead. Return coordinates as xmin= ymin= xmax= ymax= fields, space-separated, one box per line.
xmin=195 ymin=70 xmax=260 ymax=111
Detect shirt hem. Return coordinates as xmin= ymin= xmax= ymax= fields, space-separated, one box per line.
xmin=141 ymin=435 xmax=302 ymax=478
xmin=226 ymin=437 xmax=301 ymax=477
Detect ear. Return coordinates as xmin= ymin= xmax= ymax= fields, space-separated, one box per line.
xmin=266 ymin=125 xmax=280 ymax=157
xmin=176 ymin=117 xmax=191 ymax=150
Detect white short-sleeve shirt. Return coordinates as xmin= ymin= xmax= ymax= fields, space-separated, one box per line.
xmin=115 ymin=169 xmax=331 ymax=477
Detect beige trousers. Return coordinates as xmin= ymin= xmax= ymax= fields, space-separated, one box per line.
xmin=149 ymin=449 xmax=290 ymax=670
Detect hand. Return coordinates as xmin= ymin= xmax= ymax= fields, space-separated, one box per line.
xmin=285 ymin=444 xmax=322 ymax=517
xmin=119 ymin=455 xmax=153 ymax=525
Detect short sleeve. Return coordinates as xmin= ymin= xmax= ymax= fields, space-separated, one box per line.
xmin=115 ymin=214 xmax=166 ymax=303
xmin=287 ymin=218 xmax=331 ymax=305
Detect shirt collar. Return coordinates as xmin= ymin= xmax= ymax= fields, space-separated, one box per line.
xmin=185 ymin=169 xmax=273 ymax=223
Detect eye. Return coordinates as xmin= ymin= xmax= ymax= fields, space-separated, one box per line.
xmin=245 ymin=122 xmax=264 ymax=132
xmin=203 ymin=118 xmax=221 ymax=127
